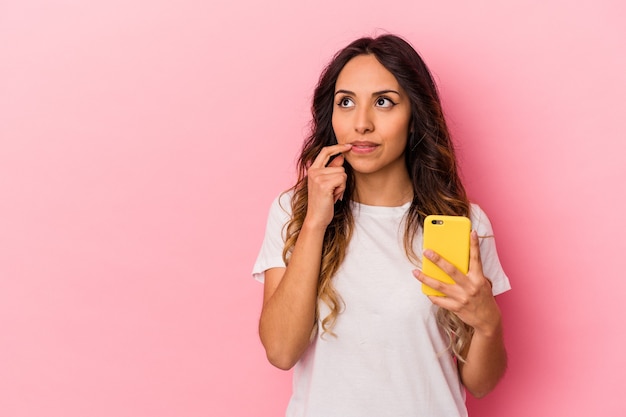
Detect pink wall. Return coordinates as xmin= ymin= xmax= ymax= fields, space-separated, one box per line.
xmin=1 ymin=1 xmax=625 ymax=416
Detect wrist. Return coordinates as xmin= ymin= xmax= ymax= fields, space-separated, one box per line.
xmin=301 ymin=216 xmax=330 ymax=234
xmin=473 ymin=316 xmax=503 ymax=339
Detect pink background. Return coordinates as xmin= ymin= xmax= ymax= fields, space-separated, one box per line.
xmin=1 ymin=0 xmax=625 ymax=416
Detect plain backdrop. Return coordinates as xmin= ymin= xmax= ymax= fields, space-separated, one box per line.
xmin=1 ymin=0 xmax=625 ymax=416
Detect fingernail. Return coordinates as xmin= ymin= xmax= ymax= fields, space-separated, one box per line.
xmin=424 ymin=249 xmax=434 ymax=258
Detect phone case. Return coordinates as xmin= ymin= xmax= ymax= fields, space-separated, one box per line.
xmin=422 ymin=215 xmax=471 ymax=296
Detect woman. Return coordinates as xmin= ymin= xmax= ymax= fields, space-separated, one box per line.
xmin=253 ymin=34 xmax=510 ymax=417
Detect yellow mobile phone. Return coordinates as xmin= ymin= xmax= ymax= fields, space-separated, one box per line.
xmin=422 ymin=215 xmax=471 ymax=296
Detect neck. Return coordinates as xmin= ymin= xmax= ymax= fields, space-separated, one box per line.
xmin=352 ymin=169 xmax=413 ymax=207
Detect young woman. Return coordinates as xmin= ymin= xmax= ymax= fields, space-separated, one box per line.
xmin=253 ymin=34 xmax=511 ymax=417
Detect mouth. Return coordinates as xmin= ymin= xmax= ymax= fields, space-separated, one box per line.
xmin=349 ymin=141 xmax=379 ymax=154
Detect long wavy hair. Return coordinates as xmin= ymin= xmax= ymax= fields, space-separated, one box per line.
xmin=282 ymin=34 xmax=473 ymax=360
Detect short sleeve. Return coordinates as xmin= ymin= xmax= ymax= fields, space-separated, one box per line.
xmin=470 ymin=204 xmax=511 ymax=296
xmin=251 ymin=192 xmax=292 ymax=283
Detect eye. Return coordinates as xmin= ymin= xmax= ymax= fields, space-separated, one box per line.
xmin=375 ymin=97 xmax=396 ymax=108
xmin=337 ymin=97 xmax=355 ymax=108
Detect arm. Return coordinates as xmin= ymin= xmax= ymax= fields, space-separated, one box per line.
xmin=258 ymin=224 xmax=325 ymax=370
xmin=413 ymin=231 xmax=507 ymax=397
xmin=259 ymin=144 xmax=352 ymax=370
xmin=457 ymin=308 xmax=507 ymax=398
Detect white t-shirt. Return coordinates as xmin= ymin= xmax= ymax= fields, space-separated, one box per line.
xmin=253 ymin=192 xmax=511 ymax=417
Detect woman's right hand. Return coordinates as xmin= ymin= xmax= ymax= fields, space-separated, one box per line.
xmin=304 ymin=144 xmax=352 ymax=229
xmin=259 ymin=142 xmax=352 ymax=369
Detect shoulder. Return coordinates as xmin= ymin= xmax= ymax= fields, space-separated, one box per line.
xmin=277 ymin=189 xmax=294 ymax=208
xmin=264 ymin=190 xmax=294 ymax=232
xmin=271 ymin=190 xmax=294 ymax=216
xmin=468 ymin=203 xmax=495 ymax=234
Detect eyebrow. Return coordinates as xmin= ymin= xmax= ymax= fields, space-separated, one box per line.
xmin=334 ymin=89 xmax=401 ymax=97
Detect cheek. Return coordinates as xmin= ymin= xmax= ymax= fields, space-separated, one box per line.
xmin=391 ymin=113 xmax=411 ymax=140
xmin=331 ymin=113 xmax=348 ymax=141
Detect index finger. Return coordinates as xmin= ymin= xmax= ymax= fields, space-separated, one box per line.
xmin=468 ymin=230 xmax=484 ymax=276
xmin=311 ymin=144 xmax=352 ymax=168
xmin=423 ymin=248 xmax=468 ymax=287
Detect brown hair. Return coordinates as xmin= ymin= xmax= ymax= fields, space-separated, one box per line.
xmin=282 ymin=34 xmax=473 ymax=360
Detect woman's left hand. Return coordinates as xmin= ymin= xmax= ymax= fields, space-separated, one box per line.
xmin=413 ymin=230 xmax=501 ymax=334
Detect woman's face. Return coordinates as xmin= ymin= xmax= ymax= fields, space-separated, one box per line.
xmin=332 ymin=54 xmax=412 ymax=178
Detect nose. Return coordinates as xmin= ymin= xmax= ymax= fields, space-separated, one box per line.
xmin=354 ymin=106 xmax=374 ymax=134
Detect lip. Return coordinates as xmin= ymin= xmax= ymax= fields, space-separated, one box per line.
xmin=349 ymin=141 xmax=379 ymax=154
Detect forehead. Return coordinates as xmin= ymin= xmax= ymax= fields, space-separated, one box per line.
xmin=335 ymin=54 xmax=401 ymax=92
